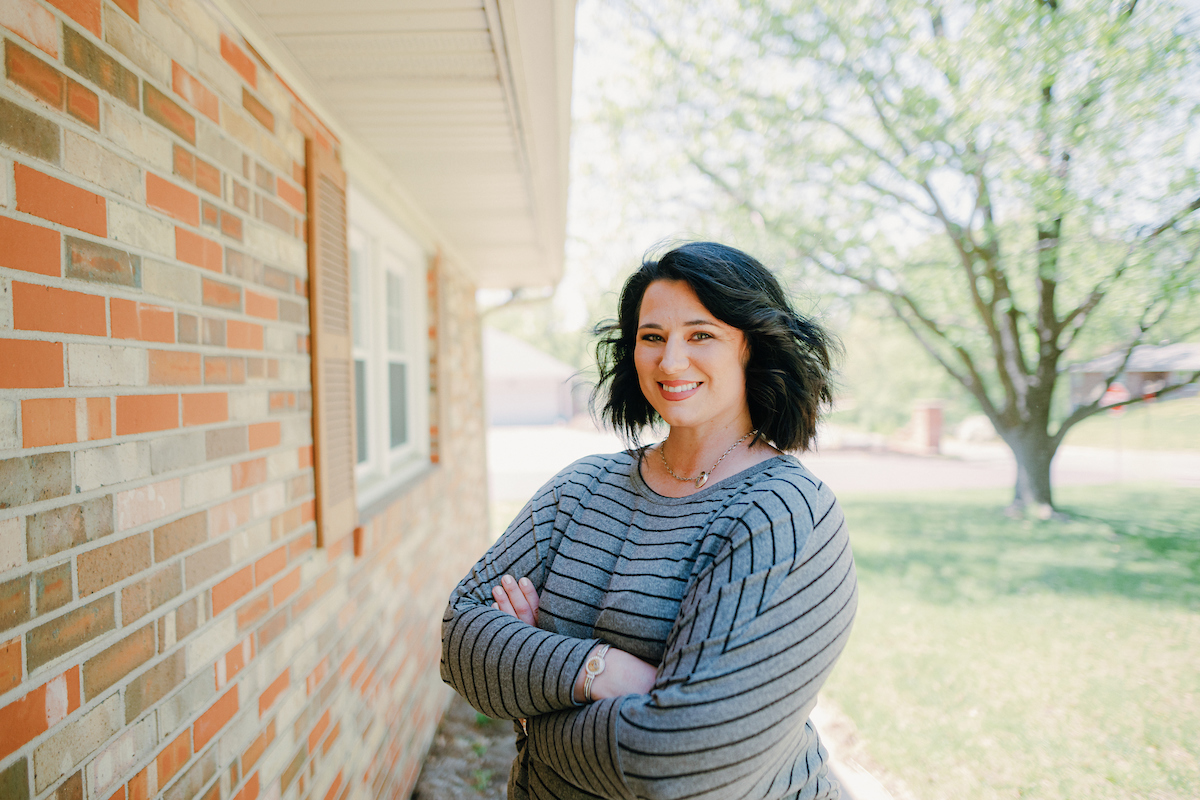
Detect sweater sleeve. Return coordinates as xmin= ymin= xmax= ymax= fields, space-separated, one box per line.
xmin=524 ymin=481 xmax=858 ymax=800
xmin=440 ymin=471 xmax=599 ymax=721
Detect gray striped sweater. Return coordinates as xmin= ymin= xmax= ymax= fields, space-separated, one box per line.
xmin=441 ymin=451 xmax=857 ymax=800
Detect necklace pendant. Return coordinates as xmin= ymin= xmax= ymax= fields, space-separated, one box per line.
xmin=694 ymin=472 xmax=709 ymax=489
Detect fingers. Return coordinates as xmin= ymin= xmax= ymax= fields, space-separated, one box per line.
xmin=501 ymin=575 xmax=535 ymax=625
xmin=518 ymin=576 xmax=540 ymax=619
xmin=490 ymin=575 xmax=538 ymax=626
xmin=491 ymin=583 xmax=515 ymax=617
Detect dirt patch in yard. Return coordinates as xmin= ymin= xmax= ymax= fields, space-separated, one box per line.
xmin=411 ymin=693 xmax=517 ymax=800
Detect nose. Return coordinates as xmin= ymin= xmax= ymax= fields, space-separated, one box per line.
xmin=659 ymin=335 xmax=689 ymax=375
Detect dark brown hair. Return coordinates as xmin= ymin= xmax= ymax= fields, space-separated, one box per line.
xmin=594 ymin=242 xmax=836 ymax=451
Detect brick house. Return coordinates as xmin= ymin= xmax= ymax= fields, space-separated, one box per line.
xmin=1068 ymin=343 xmax=1200 ymax=408
xmin=0 ymin=1 xmax=574 ymax=799
xmin=483 ymin=327 xmax=580 ymax=426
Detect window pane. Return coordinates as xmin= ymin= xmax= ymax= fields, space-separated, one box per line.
xmin=350 ymin=246 xmax=367 ymax=348
xmin=386 ymin=271 xmax=405 ymax=354
xmin=389 ymin=362 xmax=408 ymax=448
xmin=355 ymin=359 xmax=368 ymax=464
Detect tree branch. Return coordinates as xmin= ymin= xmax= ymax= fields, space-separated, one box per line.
xmin=774 ymin=15 xmax=920 ymax=166
xmin=860 ymin=82 xmax=913 ymax=160
xmin=808 ymin=34 xmax=1027 ymax=414
xmin=861 ymin=176 xmax=938 ymax=217
xmin=886 ymin=294 xmax=997 ymax=411
xmin=1149 ymin=194 xmax=1200 ymax=238
xmin=814 ymin=114 xmax=926 ymax=198
xmin=1051 ymin=291 xmax=1185 ymax=445
xmin=808 ymin=92 xmax=1019 ymax=411
xmin=1053 ymin=371 xmax=1199 ymax=448
xmin=880 ymin=294 xmax=1000 ymax=418
xmin=811 ymin=105 xmax=1019 ymax=407
xmin=1060 ymin=193 xmax=1200 ymax=351
xmin=685 ymin=150 xmax=999 ymax=416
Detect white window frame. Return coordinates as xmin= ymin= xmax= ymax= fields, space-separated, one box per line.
xmin=347 ymin=184 xmax=431 ymax=508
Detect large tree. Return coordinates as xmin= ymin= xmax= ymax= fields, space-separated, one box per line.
xmin=601 ymin=0 xmax=1200 ymax=514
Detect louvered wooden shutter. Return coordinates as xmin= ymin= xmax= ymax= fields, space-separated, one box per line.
xmin=306 ymin=140 xmax=357 ymax=547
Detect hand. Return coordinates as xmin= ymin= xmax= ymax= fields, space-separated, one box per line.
xmin=490 ymin=574 xmax=540 ymax=626
xmin=490 ymin=577 xmax=656 ymax=702
xmin=574 ymin=645 xmax=657 ymax=703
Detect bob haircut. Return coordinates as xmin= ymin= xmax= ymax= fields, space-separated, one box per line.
xmin=594 ymin=241 xmax=836 ymax=452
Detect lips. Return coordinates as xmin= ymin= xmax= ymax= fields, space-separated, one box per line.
xmin=658 ymin=381 xmax=701 ymax=401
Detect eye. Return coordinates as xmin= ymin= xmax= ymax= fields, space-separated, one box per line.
xmin=639 ymin=333 xmax=664 ymax=343
xmin=692 ymin=331 xmax=713 ymax=340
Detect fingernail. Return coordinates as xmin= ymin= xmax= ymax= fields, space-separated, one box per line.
xmin=492 ymin=586 xmax=503 ymax=597
xmin=519 ymin=577 xmax=531 ymax=588
xmin=502 ymin=575 xmax=514 ymax=586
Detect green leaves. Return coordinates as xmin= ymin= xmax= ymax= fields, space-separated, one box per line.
xmin=602 ymin=0 xmax=1197 ymax=379
xmin=583 ymin=0 xmax=1199 ymax=505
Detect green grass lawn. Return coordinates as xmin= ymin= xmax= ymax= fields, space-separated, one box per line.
xmin=825 ymin=485 xmax=1200 ymax=800
xmin=1063 ymin=396 xmax=1200 ymax=451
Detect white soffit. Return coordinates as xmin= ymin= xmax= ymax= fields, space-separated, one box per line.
xmin=240 ymin=0 xmax=574 ymax=289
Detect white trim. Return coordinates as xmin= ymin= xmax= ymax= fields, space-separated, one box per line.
xmin=207 ymin=0 xmax=473 ymax=273
xmin=495 ymin=0 xmax=574 ymax=282
xmin=347 ymin=183 xmax=431 ymax=502
xmin=207 ymin=0 xmax=573 ymax=289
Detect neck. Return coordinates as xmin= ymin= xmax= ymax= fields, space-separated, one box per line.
xmin=662 ymin=418 xmax=756 ymax=476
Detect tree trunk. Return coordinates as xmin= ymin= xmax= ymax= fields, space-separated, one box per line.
xmin=1002 ymin=427 xmax=1058 ymax=518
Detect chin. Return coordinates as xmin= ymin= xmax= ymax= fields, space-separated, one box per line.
xmin=653 ymin=408 xmax=700 ymax=429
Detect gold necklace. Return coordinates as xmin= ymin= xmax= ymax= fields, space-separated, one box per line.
xmin=659 ymin=429 xmax=758 ymax=489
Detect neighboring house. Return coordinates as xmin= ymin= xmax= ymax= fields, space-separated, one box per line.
xmin=483 ymin=326 xmax=580 ymax=425
xmin=1069 ymin=343 xmax=1200 ymax=408
xmin=0 ymin=2 xmax=574 ymax=800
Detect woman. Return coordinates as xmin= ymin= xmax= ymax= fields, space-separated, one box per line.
xmin=441 ymin=242 xmax=857 ymax=799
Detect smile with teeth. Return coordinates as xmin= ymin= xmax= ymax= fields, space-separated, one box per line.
xmin=661 ymin=382 xmax=700 ymax=393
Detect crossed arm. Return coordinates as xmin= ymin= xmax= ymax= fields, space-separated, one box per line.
xmin=490 ymin=574 xmax=657 ymax=702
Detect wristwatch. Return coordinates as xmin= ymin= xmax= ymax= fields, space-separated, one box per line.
xmin=582 ymin=644 xmax=611 ymax=702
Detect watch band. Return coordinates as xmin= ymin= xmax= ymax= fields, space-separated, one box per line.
xmin=582 ymin=643 xmax=611 ymax=702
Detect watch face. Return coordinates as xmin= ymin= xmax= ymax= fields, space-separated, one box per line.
xmin=587 ymin=656 xmax=602 ymax=672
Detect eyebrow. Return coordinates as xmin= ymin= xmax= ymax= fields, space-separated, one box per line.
xmin=638 ymin=319 xmax=717 ymax=330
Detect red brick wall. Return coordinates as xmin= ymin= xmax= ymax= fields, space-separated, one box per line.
xmin=0 ymin=2 xmax=489 ymax=799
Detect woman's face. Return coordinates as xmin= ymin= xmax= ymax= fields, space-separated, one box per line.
xmin=634 ymin=279 xmax=751 ymax=434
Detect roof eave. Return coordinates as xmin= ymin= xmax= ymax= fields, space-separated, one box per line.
xmin=209 ymin=0 xmax=575 ymax=289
